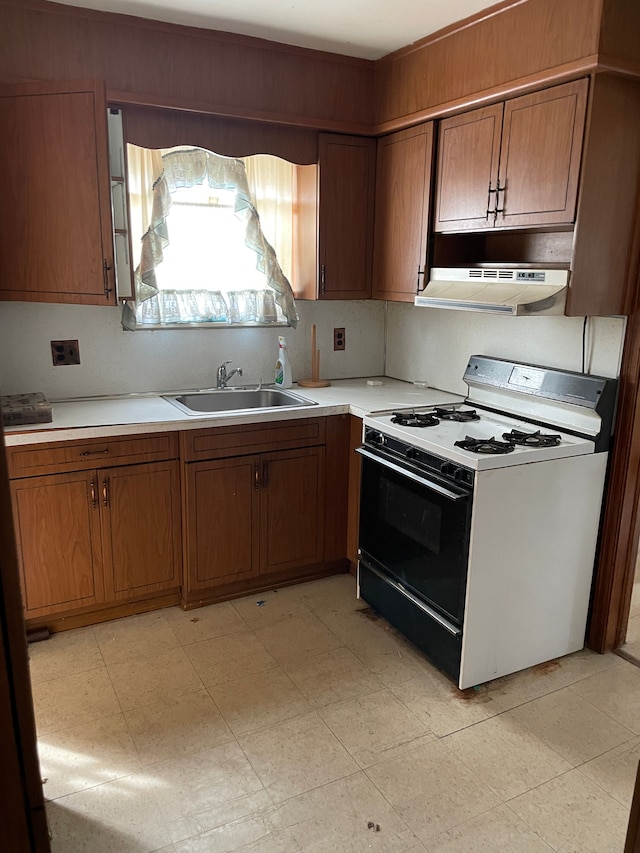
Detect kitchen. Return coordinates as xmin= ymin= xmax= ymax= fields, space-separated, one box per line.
xmin=2 ymin=0 xmax=640 ymax=849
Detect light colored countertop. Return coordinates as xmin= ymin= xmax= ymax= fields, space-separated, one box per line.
xmin=3 ymin=378 xmax=462 ymax=447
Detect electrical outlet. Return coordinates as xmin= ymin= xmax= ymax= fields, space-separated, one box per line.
xmin=51 ymin=340 xmax=80 ymax=366
xmin=333 ymin=328 xmax=346 ymax=351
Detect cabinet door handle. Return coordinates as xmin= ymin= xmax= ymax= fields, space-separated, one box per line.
xmin=90 ymin=479 xmax=97 ymax=509
xmin=416 ymin=267 xmax=425 ymax=294
xmin=486 ymin=181 xmax=496 ymax=220
xmin=103 ymin=258 xmax=113 ymax=300
xmin=262 ymin=460 xmax=269 ymax=488
xmin=320 ymin=264 xmax=326 ymax=296
xmin=254 ymin=461 xmax=260 ymax=490
xmin=80 ymin=448 xmax=109 ymax=457
xmin=495 ymin=178 xmax=506 ymax=215
xmin=102 ymin=478 xmax=109 ymax=507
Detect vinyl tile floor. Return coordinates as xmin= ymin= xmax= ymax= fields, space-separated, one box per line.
xmin=28 ymin=573 xmax=638 ymax=852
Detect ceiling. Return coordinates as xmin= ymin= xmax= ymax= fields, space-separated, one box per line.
xmin=53 ymin=0 xmax=498 ymax=60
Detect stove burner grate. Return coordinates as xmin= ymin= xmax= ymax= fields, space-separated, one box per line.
xmin=503 ymin=429 xmax=562 ymax=447
xmin=433 ymin=407 xmax=481 ymax=423
xmin=454 ymin=436 xmax=515 ymax=454
xmin=390 ymin=411 xmax=440 ymax=427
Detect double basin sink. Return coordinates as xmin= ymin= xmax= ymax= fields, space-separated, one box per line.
xmin=162 ymin=386 xmax=317 ymax=416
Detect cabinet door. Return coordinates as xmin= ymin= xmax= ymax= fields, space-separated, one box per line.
xmin=10 ymin=472 xmax=104 ymax=618
xmin=372 ymin=123 xmax=434 ymax=301
xmin=0 ymin=80 xmax=116 ymax=305
xmin=317 ymin=134 xmax=375 ymax=299
xmin=434 ymin=104 xmax=503 ymax=232
xmin=101 ymin=461 xmax=181 ymax=601
xmin=260 ymin=447 xmax=325 ymax=573
xmin=184 ymin=456 xmax=260 ymax=590
xmin=497 ymin=79 xmax=588 ymax=228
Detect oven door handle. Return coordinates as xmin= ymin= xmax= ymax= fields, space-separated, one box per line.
xmin=356 ymin=447 xmax=467 ymax=501
xmin=361 ymin=558 xmax=462 ymax=637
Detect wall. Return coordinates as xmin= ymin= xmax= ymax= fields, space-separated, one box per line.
xmin=385 ymin=303 xmax=626 ymax=396
xmin=0 ymin=300 xmax=385 ymax=399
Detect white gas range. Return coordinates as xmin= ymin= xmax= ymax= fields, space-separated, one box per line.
xmin=357 ymin=355 xmax=618 ymax=689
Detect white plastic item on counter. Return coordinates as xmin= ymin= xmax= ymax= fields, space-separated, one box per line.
xmin=274 ymin=336 xmax=292 ymax=388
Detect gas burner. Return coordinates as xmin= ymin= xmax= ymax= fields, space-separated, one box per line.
xmin=433 ymin=407 xmax=481 ymax=423
xmin=503 ymin=429 xmax=562 ymax=447
xmin=390 ymin=411 xmax=440 ymax=427
xmin=454 ymin=436 xmax=515 ymax=454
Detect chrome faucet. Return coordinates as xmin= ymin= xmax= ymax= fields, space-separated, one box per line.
xmin=216 ymin=360 xmax=243 ymax=389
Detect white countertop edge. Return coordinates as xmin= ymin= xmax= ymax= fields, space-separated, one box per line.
xmin=3 ymin=379 xmax=463 ymax=447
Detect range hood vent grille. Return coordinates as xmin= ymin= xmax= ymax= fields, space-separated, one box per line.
xmin=415 ymin=267 xmax=569 ymax=316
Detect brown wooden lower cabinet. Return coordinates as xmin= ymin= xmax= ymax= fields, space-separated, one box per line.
xmin=8 ymin=416 xmax=349 ymax=623
xmin=9 ymin=446 xmax=182 ymax=623
xmin=183 ymin=445 xmax=326 ymax=599
xmin=182 ymin=415 xmax=349 ymax=607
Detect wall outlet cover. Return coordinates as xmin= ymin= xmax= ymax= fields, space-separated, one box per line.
xmin=51 ymin=340 xmax=80 ymax=366
xmin=333 ymin=327 xmax=346 ymax=351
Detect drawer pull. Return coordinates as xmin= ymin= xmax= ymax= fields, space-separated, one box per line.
xmin=90 ymin=479 xmax=97 ymax=508
xmin=80 ymin=449 xmax=110 ymax=457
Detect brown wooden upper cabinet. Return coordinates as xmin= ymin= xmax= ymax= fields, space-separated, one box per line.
xmin=372 ymin=122 xmax=434 ymax=302
xmin=0 ymin=80 xmax=116 ymax=305
xmin=434 ymin=79 xmax=588 ymax=233
xmin=297 ymin=133 xmax=375 ymax=300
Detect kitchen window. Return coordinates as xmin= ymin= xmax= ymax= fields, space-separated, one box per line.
xmin=124 ymin=144 xmax=312 ymax=329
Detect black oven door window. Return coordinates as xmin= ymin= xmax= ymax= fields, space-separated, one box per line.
xmin=359 ymin=455 xmax=472 ymax=626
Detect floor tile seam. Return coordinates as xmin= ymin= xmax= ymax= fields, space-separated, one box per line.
xmin=566 ymin=681 xmax=640 ymax=734
xmin=160 ymin=791 xmax=279 ymax=847
xmin=228 ymin=592 xmax=316 ymax=629
xmin=117 ymin=681 xmax=208 ymax=716
xmin=386 ymin=683 xmax=504 ymax=739
xmin=486 ymin=672 xmax=607 ymax=715
xmin=442 ymin=712 xmax=579 ymax=796
xmin=500 ymin=762 xmax=589 ymax=808
xmin=28 ymin=658 xmax=109 ymax=687
xmin=235 ymin=710 xmax=358 ymax=799
xmin=503 ymin=698 xmax=638 ymax=767
xmin=426 ymin=800 xmax=554 ymax=852
xmin=499 ymin=799 xmax=559 ymax=850
xmin=39 ymin=758 xmax=144 ymax=805
xmin=99 ymin=637 xmax=190 ymax=669
xmin=204 ymin=682 xmax=313 ymax=738
xmin=194 ymin=657 xmax=282 ymax=691
xmin=171 ymin=624 xmax=252 ymax=648
xmin=259 ymin=637 xmax=349 ymax=669
xmin=261 ymin=766 xmax=372 ymax=817
xmin=362 ymin=757 xmax=503 ymax=845
xmin=317 ymin=719 xmax=429 ymax=773
xmin=573 ymin=762 xmax=635 ymax=809
xmin=501 ymin=765 xmax=632 ymax=849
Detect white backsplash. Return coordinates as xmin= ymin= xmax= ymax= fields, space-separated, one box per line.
xmin=0 ymin=298 xmax=627 ymax=400
xmin=384 ymin=303 xmax=626 ymax=396
xmin=0 ymin=300 xmax=385 ymax=398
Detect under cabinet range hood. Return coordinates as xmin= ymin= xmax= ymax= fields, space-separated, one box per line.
xmin=414 ymin=268 xmax=569 ymax=315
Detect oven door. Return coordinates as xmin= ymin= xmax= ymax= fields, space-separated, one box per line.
xmin=357 ymin=446 xmax=472 ymax=628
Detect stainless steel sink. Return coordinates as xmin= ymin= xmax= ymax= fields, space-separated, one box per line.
xmin=162 ymin=387 xmax=317 ymax=416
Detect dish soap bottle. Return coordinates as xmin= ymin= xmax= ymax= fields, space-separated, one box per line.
xmin=274 ymin=336 xmax=292 ymax=388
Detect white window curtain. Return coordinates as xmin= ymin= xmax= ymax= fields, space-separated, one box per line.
xmin=122 ymin=146 xmax=298 ymax=329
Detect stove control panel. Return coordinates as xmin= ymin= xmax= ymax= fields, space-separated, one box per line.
xmin=363 ymin=427 xmax=475 ymax=490
xmin=440 ymin=461 xmax=473 ymax=486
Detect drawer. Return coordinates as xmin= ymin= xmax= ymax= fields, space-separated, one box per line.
xmin=7 ymin=432 xmax=179 ymax=478
xmin=182 ymin=417 xmax=326 ymax=462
